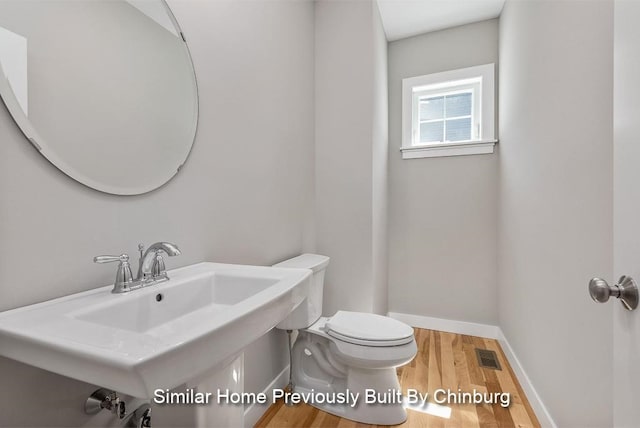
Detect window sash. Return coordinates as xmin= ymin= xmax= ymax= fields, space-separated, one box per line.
xmin=411 ymin=81 xmax=481 ymax=147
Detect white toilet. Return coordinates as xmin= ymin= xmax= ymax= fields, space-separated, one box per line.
xmin=274 ymin=254 xmax=417 ymax=425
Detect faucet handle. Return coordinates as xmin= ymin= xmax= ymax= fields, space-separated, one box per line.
xmin=151 ymin=251 xmax=167 ymax=278
xmin=94 ymin=253 xmax=135 ymax=293
xmin=94 ymin=254 xmax=129 ymax=264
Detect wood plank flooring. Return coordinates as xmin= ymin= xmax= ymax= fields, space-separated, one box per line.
xmin=256 ymin=328 xmax=540 ymax=428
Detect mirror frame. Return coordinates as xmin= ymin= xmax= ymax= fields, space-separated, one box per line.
xmin=0 ymin=0 xmax=199 ymax=195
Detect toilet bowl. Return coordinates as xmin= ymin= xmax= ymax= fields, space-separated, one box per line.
xmin=274 ymin=254 xmax=417 ymax=425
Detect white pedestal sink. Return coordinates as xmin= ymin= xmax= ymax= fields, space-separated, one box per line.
xmin=0 ymin=262 xmax=311 ymax=400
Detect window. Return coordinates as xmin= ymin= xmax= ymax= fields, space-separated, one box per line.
xmin=416 ymin=84 xmax=478 ymax=144
xmin=402 ymin=64 xmax=496 ymax=159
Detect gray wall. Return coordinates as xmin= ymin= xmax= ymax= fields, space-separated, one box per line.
xmin=372 ymin=3 xmax=389 ymax=315
xmin=498 ymin=1 xmax=613 ymax=426
xmin=314 ymin=0 xmax=388 ymax=316
xmin=387 ymin=19 xmax=499 ymax=325
xmin=613 ymin=1 xmax=640 ymax=425
xmin=0 ymin=0 xmax=314 ymax=426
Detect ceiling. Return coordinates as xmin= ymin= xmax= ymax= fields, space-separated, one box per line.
xmin=376 ymin=0 xmax=505 ymax=42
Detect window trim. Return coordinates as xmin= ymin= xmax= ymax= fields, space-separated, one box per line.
xmin=401 ymin=63 xmax=497 ymax=159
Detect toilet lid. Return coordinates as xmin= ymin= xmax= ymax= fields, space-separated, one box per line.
xmin=325 ymin=311 xmax=414 ymax=347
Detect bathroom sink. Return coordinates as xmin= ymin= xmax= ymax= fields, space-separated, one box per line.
xmin=75 ymin=273 xmax=282 ymax=334
xmin=0 ymin=263 xmax=311 ymax=398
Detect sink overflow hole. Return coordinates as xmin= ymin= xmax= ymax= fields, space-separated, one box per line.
xmin=156 ymin=293 xmax=163 ymax=302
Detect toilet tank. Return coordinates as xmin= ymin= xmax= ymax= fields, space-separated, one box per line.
xmin=273 ymin=254 xmax=330 ymax=330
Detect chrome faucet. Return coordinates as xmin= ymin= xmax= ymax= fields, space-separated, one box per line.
xmin=94 ymin=242 xmax=181 ymax=293
xmin=137 ymin=242 xmax=182 ymax=281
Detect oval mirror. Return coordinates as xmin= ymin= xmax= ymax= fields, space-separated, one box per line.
xmin=0 ymin=0 xmax=198 ymax=195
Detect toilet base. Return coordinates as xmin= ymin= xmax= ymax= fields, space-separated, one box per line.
xmin=344 ymin=366 xmax=407 ymax=425
xmin=292 ymin=366 xmax=407 ymax=426
xmin=291 ymin=331 xmax=409 ymax=425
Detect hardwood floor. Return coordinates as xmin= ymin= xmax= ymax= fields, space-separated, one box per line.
xmin=256 ymin=328 xmax=540 ymax=428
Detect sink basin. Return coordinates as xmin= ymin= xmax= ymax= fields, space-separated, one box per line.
xmin=74 ymin=273 xmax=281 ymax=334
xmin=0 ymin=262 xmax=311 ymax=398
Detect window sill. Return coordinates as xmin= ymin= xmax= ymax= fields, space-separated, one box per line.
xmin=400 ymin=140 xmax=497 ymax=159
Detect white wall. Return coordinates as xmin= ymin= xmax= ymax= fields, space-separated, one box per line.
xmin=613 ymin=1 xmax=640 ymax=425
xmin=314 ymin=0 xmax=388 ymax=316
xmin=0 ymin=0 xmax=314 ymax=426
xmin=387 ymin=19 xmax=499 ymax=325
xmin=372 ymin=3 xmax=389 ymax=315
xmin=498 ymin=1 xmax=613 ymax=426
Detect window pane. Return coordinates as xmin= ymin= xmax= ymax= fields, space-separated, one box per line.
xmin=419 ymin=96 xmax=444 ymax=120
xmin=420 ymin=121 xmax=444 ymax=143
xmin=445 ymin=118 xmax=471 ymax=141
xmin=445 ymin=92 xmax=472 ymax=117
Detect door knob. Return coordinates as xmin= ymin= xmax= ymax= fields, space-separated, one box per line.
xmin=589 ymin=275 xmax=639 ymax=310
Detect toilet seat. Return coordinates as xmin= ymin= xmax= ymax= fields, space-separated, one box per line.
xmin=325 ymin=311 xmax=414 ymax=347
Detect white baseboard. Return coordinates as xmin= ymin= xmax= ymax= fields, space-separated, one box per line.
xmin=387 ymin=311 xmax=501 ymax=339
xmin=497 ymin=332 xmax=557 ymax=428
xmin=388 ymin=311 xmax=557 ymax=428
xmin=243 ymin=365 xmax=289 ymax=428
